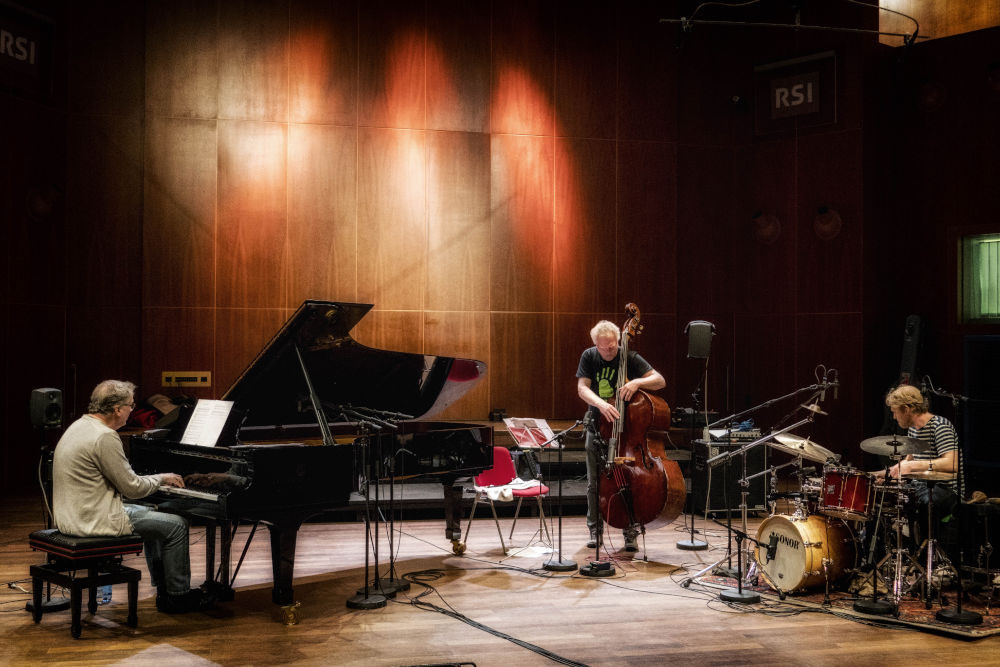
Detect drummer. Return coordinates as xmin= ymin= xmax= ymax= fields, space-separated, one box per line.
xmin=873 ymin=385 xmax=960 ymax=561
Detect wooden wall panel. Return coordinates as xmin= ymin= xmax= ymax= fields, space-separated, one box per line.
xmin=351 ymin=310 xmax=423 ymax=360
xmin=145 ymin=0 xmax=219 ymax=119
xmin=796 ymin=130 xmax=863 ymax=315
xmin=358 ymin=0 xmax=425 ymax=129
xmin=357 ymin=128 xmax=427 ymax=311
xmin=554 ymin=1 xmax=616 ymax=140
xmin=217 ymin=120 xmax=287 ymax=309
xmin=289 ymin=0 xmax=358 ymax=126
xmin=426 ymin=0 xmax=491 ymax=133
xmin=215 ymin=307 xmax=290 ymax=394
xmin=4 ymin=100 xmax=66 ymax=306
xmin=630 ymin=311 xmax=678 ymax=408
xmin=218 ymin=0 xmax=289 ymax=122
xmin=140 ymin=307 xmax=216 ymax=403
xmin=554 ymin=137 xmax=617 ymax=314
xmin=733 ymin=139 xmax=797 ymax=315
xmin=66 ymin=306 xmax=142 ymax=415
xmin=732 ymin=313 xmax=797 ymax=423
xmin=795 ymin=313 xmax=864 ymax=462
xmin=617 ymin=140 xmax=677 ymax=315
xmin=424 ymin=311 xmax=491 ymax=419
xmin=490 ymin=134 xmax=554 ymax=313
xmin=426 ymin=131 xmax=491 ymax=312
xmin=143 ymin=116 xmax=217 ymax=308
xmin=491 ymin=0 xmax=555 ymax=137
xmin=65 ymin=115 xmax=143 ymax=307
xmin=490 ymin=312 xmax=554 ymax=418
xmin=64 ymin=2 xmax=144 ymax=117
xmin=287 ymin=123 xmax=358 ymax=305
xmin=617 ymin=2 xmax=678 ymax=143
xmin=676 ymin=145 xmax=734 ymax=316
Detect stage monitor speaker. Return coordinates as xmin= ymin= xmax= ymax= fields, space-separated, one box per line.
xmin=684 ymin=320 xmax=716 ymax=359
xmin=30 ymin=388 xmax=63 ymax=428
xmin=690 ymin=439 xmax=767 ymax=516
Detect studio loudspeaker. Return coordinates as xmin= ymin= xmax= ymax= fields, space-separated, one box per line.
xmin=684 ymin=321 xmax=716 ymax=359
xmin=30 ymin=388 xmax=63 ymax=428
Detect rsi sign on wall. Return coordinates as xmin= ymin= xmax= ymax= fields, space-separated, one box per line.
xmin=755 ymin=51 xmax=836 ymax=135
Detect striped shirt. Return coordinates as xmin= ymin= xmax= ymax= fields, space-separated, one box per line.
xmin=909 ymin=413 xmax=959 ymax=493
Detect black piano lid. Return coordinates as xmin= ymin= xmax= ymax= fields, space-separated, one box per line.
xmin=222 ymin=300 xmax=486 ymax=427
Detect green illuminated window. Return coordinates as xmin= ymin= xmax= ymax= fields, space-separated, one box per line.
xmin=961 ymin=234 xmax=1000 ymax=322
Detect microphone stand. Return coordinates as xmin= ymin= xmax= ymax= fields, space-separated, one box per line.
xmin=580 ymin=416 xmax=616 ymax=578
xmin=541 ymin=421 xmax=583 ymax=572
xmin=345 ymin=420 xmax=387 ymax=609
xmin=678 ymin=358 xmax=709 ymax=551
xmin=929 ymin=383 xmax=983 ymax=626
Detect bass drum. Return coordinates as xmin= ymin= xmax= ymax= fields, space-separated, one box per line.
xmin=755 ymin=514 xmax=856 ymax=592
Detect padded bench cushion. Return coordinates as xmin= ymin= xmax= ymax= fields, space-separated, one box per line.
xmin=29 ymin=528 xmax=143 ymax=560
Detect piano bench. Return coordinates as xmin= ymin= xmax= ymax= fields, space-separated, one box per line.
xmin=28 ymin=529 xmax=144 ymax=639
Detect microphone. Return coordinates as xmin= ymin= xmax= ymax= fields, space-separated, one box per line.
xmin=766 ymin=533 xmax=778 ymax=563
xmin=832 ymin=378 xmax=839 ymax=400
xmin=920 ymin=375 xmax=930 ymax=395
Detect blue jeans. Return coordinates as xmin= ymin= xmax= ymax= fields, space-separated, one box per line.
xmin=124 ymin=504 xmax=191 ymax=596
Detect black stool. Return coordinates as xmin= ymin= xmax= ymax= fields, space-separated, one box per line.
xmin=29 ymin=529 xmax=144 ymax=638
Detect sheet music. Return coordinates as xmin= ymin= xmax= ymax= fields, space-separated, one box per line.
xmin=503 ymin=417 xmax=558 ymax=449
xmin=179 ymin=399 xmax=235 ymax=447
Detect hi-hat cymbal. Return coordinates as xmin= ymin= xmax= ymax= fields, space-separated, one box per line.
xmin=859 ymin=435 xmax=929 ymax=456
xmin=771 ymin=433 xmax=838 ymax=463
xmin=801 ymin=403 xmax=828 ymax=416
xmin=902 ymin=470 xmax=956 ymax=482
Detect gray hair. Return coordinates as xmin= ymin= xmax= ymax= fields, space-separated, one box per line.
xmin=590 ymin=320 xmax=620 ymax=344
xmin=88 ymin=380 xmax=137 ymax=415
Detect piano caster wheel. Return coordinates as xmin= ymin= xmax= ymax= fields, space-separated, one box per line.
xmin=451 ymin=540 xmax=466 ymax=556
xmin=280 ymin=601 xmax=301 ymax=625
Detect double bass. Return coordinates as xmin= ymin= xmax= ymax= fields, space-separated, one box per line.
xmin=597 ymin=304 xmax=686 ymax=532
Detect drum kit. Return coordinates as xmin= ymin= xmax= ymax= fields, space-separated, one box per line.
xmin=751 ymin=431 xmax=958 ymax=614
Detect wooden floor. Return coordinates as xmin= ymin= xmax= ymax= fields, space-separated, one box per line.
xmin=2 ymin=493 xmax=999 ymax=667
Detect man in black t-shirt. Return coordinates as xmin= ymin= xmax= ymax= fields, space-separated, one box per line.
xmin=576 ymin=320 xmax=665 ymax=550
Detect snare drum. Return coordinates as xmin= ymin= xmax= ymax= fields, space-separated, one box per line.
xmin=820 ymin=465 xmax=873 ymax=522
xmin=755 ymin=514 xmax=856 ymax=592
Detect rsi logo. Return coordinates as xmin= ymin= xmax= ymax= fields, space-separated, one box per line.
xmin=770 ymin=71 xmax=820 ymax=119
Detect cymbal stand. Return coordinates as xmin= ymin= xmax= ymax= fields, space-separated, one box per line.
xmin=854 ymin=460 xmax=899 ymax=615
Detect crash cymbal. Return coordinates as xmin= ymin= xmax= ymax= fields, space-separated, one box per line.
xmin=859 ymin=435 xmax=929 ymax=456
xmin=902 ymin=470 xmax=956 ymax=482
xmin=800 ymin=403 xmax=828 ymax=416
xmin=771 ymin=433 xmax=838 ymax=463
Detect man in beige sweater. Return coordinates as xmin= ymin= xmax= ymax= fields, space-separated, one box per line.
xmin=52 ymin=379 xmax=212 ymax=614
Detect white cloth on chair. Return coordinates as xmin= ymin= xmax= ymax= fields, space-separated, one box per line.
xmin=475 ymin=478 xmax=541 ymax=502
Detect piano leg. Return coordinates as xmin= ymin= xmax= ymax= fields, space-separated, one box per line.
xmin=442 ymin=480 xmax=467 ymax=555
xmin=203 ymin=521 xmax=236 ymax=602
xmin=268 ymin=522 xmax=301 ymax=606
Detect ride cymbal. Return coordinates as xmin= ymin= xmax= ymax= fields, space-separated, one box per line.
xmin=859 ymin=435 xmax=929 ymax=456
xmin=770 ymin=433 xmax=837 ymax=463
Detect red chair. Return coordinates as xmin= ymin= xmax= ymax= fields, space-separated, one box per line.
xmin=462 ymin=446 xmax=550 ymax=554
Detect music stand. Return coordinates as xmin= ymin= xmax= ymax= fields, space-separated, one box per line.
xmin=533 ymin=421 xmax=582 ymax=572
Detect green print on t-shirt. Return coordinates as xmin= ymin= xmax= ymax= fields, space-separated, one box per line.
xmin=597 ymin=367 xmax=616 ymax=399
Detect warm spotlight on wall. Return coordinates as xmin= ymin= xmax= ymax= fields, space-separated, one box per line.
xmin=814 ymin=205 xmax=842 ymax=240
xmin=751 ymin=210 xmax=781 ymax=244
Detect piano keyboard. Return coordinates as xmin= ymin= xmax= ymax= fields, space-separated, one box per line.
xmin=157 ymin=485 xmax=220 ymax=502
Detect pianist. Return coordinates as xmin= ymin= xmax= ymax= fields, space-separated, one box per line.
xmin=52 ymin=379 xmax=214 ymax=614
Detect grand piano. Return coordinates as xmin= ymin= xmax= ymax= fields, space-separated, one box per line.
xmin=129 ymin=300 xmax=493 ymax=607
